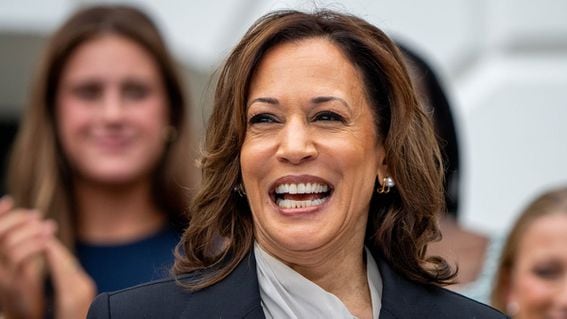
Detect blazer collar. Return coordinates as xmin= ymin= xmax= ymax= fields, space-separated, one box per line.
xmin=179 ymin=252 xmax=265 ymax=318
xmin=374 ymin=250 xmax=440 ymax=319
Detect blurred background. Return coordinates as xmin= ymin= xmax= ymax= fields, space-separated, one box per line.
xmin=1 ymin=0 xmax=566 ymax=235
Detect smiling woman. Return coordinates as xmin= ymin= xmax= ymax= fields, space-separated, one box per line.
xmin=87 ymin=9 xmax=505 ymax=319
xmin=56 ymin=34 xmax=170 ymax=186
xmin=0 ymin=5 xmax=194 ymax=319
xmin=241 ymin=38 xmax=384 ymax=264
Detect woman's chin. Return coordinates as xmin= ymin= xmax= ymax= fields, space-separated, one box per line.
xmin=76 ymin=169 xmax=149 ymax=187
xmin=262 ymin=226 xmax=332 ymax=255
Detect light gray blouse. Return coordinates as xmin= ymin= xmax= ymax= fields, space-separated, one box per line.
xmin=254 ymin=242 xmax=382 ymax=318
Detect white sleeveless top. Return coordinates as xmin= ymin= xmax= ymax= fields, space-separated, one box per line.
xmin=254 ymin=242 xmax=382 ymax=318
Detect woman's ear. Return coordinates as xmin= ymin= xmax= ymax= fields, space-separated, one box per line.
xmin=376 ymin=145 xmax=388 ymax=181
xmin=376 ymin=167 xmax=388 ymax=182
xmin=504 ymin=274 xmax=519 ymax=316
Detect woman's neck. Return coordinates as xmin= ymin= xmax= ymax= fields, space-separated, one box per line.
xmin=300 ymin=247 xmax=372 ymax=318
xmin=283 ymin=240 xmax=373 ymax=319
xmin=74 ymin=177 xmax=166 ymax=245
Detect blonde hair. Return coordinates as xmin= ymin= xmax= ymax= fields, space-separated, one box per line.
xmin=7 ymin=4 xmax=194 ymax=247
xmin=491 ymin=186 xmax=567 ymax=311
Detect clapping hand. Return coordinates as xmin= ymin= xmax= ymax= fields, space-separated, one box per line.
xmin=0 ymin=196 xmax=96 ymax=319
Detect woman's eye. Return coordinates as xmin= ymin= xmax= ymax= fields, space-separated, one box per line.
xmin=249 ymin=113 xmax=278 ymax=124
xmin=72 ymin=84 xmax=101 ymax=101
xmin=533 ymin=265 xmax=562 ymax=280
xmin=313 ymin=111 xmax=345 ymax=122
xmin=123 ymin=82 xmax=150 ymax=100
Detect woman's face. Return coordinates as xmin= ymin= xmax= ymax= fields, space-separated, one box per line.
xmin=56 ymin=34 xmax=169 ymax=186
xmin=240 ymin=38 xmax=387 ymax=262
xmin=507 ymin=212 xmax=567 ymax=319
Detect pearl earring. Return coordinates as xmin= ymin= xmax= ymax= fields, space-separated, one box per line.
xmin=377 ymin=176 xmax=395 ymax=194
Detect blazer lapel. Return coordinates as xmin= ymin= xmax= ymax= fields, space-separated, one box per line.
xmin=179 ymin=251 xmax=265 ymax=318
xmin=374 ymin=252 xmax=439 ymax=319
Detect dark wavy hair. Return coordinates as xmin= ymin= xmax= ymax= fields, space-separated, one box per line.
xmin=174 ymin=9 xmax=455 ymax=289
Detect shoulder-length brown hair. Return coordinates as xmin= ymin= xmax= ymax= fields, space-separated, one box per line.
xmin=7 ymin=4 xmax=193 ymax=247
xmin=491 ymin=186 xmax=567 ymax=312
xmin=175 ymin=9 xmax=453 ymax=289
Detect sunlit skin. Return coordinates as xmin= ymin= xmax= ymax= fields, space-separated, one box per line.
xmin=56 ymin=34 xmax=170 ymax=187
xmin=507 ymin=213 xmax=567 ymax=319
xmin=240 ymin=38 xmax=387 ymax=318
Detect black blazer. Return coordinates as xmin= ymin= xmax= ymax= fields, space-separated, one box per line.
xmin=87 ymin=250 xmax=507 ymax=318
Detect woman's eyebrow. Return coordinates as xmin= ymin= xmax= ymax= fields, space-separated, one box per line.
xmin=248 ymin=97 xmax=279 ymax=107
xmin=247 ymin=96 xmax=350 ymax=109
xmin=311 ymin=96 xmax=349 ymax=108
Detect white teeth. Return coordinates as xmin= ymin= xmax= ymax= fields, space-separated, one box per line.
xmin=277 ymin=198 xmax=327 ymax=209
xmin=290 ymin=184 xmax=297 ymax=194
xmin=275 ymin=183 xmax=329 ymax=194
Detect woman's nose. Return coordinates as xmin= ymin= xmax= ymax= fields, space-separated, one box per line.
xmin=100 ymin=91 xmax=125 ymax=122
xmin=276 ymin=118 xmax=318 ymax=165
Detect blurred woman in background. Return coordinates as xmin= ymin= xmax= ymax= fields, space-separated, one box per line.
xmin=491 ymin=186 xmax=567 ymax=318
xmin=0 ymin=5 xmax=194 ymax=318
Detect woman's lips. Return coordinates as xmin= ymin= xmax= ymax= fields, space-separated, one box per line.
xmin=270 ymin=175 xmax=333 ymax=211
xmin=91 ymin=134 xmax=134 ymax=151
